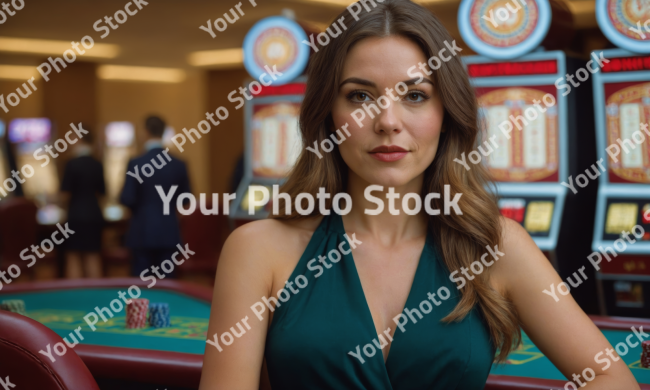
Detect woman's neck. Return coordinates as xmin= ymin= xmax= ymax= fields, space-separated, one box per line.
xmin=342 ymin=170 xmax=428 ymax=245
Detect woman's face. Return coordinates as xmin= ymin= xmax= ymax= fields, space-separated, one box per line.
xmin=332 ymin=35 xmax=445 ymax=189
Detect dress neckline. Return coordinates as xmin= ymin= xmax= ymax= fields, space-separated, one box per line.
xmin=332 ymin=213 xmax=430 ymax=368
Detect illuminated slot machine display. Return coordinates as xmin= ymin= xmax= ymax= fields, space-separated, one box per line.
xmin=103 ymin=121 xmax=136 ymax=221
xmin=472 ymin=68 xmax=574 ymax=268
xmin=229 ymin=15 xmax=310 ymax=224
xmin=230 ymin=82 xmax=305 ymax=223
xmin=458 ymin=0 xmax=597 ymax=277
xmin=7 ymin=118 xmax=64 ymax=224
xmin=591 ymin=0 xmax=650 ymax=316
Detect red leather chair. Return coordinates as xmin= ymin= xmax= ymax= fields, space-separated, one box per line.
xmin=0 ymin=197 xmax=55 ymax=275
xmin=178 ymin=201 xmax=230 ymax=278
xmin=0 ymin=310 xmax=100 ymax=390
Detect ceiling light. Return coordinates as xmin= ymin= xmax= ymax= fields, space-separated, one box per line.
xmin=0 ymin=37 xmax=119 ymax=58
xmin=97 ymin=65 xmax=186 ymax=83
xmin=187 ymin=48 xmax=243 ymax=68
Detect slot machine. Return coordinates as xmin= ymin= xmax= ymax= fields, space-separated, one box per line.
xmin=229 ymin=15 xmax=310 ymax=225
xmin=103 ymin=121 xmax=136 ymax=222
xmin=458 ymin=0 xmax=598 ymax=309
xmin=7 ymin=118 xmax=64 ymax=224
xmin=591 ymin=0 xmax=650 ymax=317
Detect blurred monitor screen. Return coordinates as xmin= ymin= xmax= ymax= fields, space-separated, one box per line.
xmin=104 ymin=204 xmax=126 ymax=221
xmin=37 ymin=204 xmax=64 ymax=225
xmin=8 ymin=118 xmax=51 ymax=144
xmin=0 ymin=120 xmax=5 ymax=139
xmin=105 ymin=122 xmax=135 ymax=147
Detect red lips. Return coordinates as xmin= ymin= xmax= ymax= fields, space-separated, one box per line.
xmin=369 ymin=145 xmax=409 ymax=162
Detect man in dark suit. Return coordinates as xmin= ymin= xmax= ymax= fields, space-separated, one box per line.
xmin=120 ymin=115 xmax=191 ymax=277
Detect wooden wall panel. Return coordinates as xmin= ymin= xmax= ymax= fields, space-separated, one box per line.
xmin=207 ymin=68 xmax=249 ymax=195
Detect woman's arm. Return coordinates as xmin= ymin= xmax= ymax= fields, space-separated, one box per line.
xmin=198 ymin=220 xmax=278 ymax=390
xmin=492 ymin=217 xmax=640 ymax=389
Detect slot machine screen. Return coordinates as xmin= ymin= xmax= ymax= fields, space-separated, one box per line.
xmin=8 ymin=118 xmax=51 ymax=144
xmin=603 ymin=81 xmax=650 ymax=184
xmin=8 ymin=118 xmax=58 ymax=198
xmin=477 ymin=86 xmax=559 ymax=182
xmin=251 ymin=101 xmax=302 ymax=178
xmin=105 ymin=122 xmax=135 ymax=147
xmin=602 ymin=200 xmax=650 ymax=240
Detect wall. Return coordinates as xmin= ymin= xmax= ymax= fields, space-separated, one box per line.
xmin=1 ymin=67 xmax=235 ymax=197
xmin=0 ymin=79 xmax=44 ymax=122
xmin=207 ymin=68 xmax=249 ymax=195
xmin=43 ymin=61 xmax=97 ymax=139
xmin=97 ymin=69 xmax=210 ymax=194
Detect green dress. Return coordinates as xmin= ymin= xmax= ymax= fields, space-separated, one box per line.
xmin=265 ymin=213 xmax=495 ymax=389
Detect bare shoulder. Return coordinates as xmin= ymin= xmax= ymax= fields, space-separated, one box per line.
xmin=219 ymin=216 xmax=324 ymax=275
xmin=225 ymin=216 xmax=323 ymax=252
xmin=489 ymin=216 xmax=553 ymax=295
xmin=499 ymin=215 xmax=534 ymax=251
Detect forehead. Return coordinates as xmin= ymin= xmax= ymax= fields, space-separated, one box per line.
xmin=341 ymin=35 xmax=428 ymax=82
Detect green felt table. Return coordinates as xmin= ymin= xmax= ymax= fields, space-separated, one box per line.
xmin=0 ymin=288 xmax=211 ymax=354
xmin=0 ymin=279 xmax=213 ymax=388
xmin=3 ymin=279 xmax=650 ymax=390
xmin=489 ymin=330 xmax=650 ymax=388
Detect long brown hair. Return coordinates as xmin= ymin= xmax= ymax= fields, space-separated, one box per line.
xmin=274 ymin=0 xmax=520 ymax=362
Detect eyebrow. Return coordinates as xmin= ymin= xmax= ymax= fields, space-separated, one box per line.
xmin=339 ymin=77 xmax=435 ymax=88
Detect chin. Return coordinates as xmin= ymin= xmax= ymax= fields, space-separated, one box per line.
xmin=360 ymin=171 xmax=417 ymax=188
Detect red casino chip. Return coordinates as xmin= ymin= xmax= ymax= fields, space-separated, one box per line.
xmin=642 ymin=340 xmax=650 ymax=368
xmin=126 ymin=298 xmax=149 ymax=329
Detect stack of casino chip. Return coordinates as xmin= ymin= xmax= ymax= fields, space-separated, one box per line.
xmin=0 ymin=299 xmax=27 ymax=316
xmin=126 ymin=298 xmax=149 ymax=329
xmin=642 ymin=340 xmax=650 ymax=368
xmin=148 ymin=303 xmax=171 ymax=328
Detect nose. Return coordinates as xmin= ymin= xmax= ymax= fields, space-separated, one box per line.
xmin=373 ymin=98 xmax=402 ymax=135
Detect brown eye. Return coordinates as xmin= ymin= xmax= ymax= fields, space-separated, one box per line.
xmin=354 ymin=92 xmax=369 ymax=101
xmin=405 ymin=91 xmax=429 ymax=102
xmin=347 ymin=91 xmax=372 ymax=103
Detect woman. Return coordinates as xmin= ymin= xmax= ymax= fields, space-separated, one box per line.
xmin=60 ymin=129 xmax=105 ymax=278
xmin=200 ymin=1 xmax=639 ymax=388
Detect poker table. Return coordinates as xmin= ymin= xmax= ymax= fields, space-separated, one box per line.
xmin=3 ymin=279 xmax=650 ymax=390
xmin=0 ymin=278 xmax=211 ymax=388
xmin=487 ymin=316 xmax=650 ymax=390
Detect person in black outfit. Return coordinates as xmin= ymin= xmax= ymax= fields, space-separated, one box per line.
xmin=120 ymin=115 xmax=191 ymax=277
xmin=60 ymin=128 xmax=106 ymax=278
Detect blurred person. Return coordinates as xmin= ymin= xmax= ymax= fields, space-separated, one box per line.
xmin=60 ymin=128 xmax=105 ymax=278
xmin=199 ymin=1 xmax=640 ymax=389
xmin=120 ymin=115 xmax=190 ymax=278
